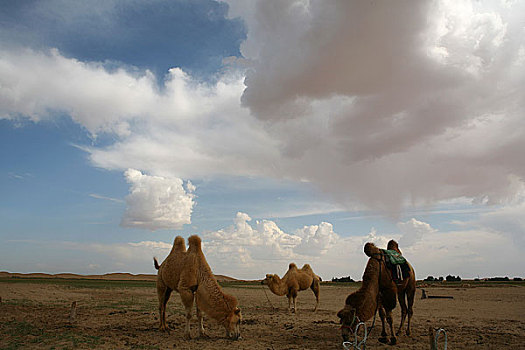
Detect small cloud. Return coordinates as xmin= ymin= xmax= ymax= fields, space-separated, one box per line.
xmin=397 ymin=218 xmax=437 ymax=247
xmin=89 ymin=193 xmax=124 ymax=203
xmin=8 ymin=172 xmax=33 ymax=180
xmin=128 ymin=241 xmax=172 ymax=250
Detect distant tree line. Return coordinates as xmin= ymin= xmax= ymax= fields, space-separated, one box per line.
xmin=425 ymin=275 xmax=523 ymax=282
xmin=445 ymin=275 xmax=462 ymax=281
xmin=424 ymin=275 xmax=462 ymax=282
xmin=331 ymin=276 xmax=355 ymax=282
xmin=480 ymin=276 xmax=523 ymax=282
xmin=423 ymin=276 xmax=444 ymax=282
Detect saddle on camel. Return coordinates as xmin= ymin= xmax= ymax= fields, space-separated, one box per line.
xmin=337 ymin=240 xmax=416 ymax=345
xmin=382 ymin=244 xmax=411 ymax=284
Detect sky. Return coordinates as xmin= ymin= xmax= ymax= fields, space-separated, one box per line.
xmin=1 ymin=0 xmax=524 ymax=281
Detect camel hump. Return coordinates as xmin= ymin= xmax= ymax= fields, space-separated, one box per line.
xmin=288 ymin=263 xmax=298 ymax=270
xmin=301 ymin=264 xmax=313 ymax=271
xmin=188 ymin=235 xmax=202 ymax=251
xmin=172 ymin=236 xmax=186 ymax=252
xmin=364 ymin=242 xmax=379 ymax=257
xmin=387 ymin=239 xmax=402 ymax=254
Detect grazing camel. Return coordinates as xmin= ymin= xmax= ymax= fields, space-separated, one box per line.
xmin=337 ymin=241 xmax=415 ymax=345
xmin=154 ymin=235 xmax=241 ymax=340
xmin=262 ymin=263 xmax=321 ymax=312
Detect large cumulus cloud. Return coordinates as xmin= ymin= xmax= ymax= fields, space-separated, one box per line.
xmin=226 ymin=0 xmax=525 ymax=213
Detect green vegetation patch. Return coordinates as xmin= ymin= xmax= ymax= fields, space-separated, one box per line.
xmin=0 ymin=277 xmax=155 ymax=289
xmin=1 ymin=320 xmax=104 ymax=349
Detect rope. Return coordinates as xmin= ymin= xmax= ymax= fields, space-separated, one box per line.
xmin=434 ymin=328 xmax=447 ymax=350
xmin=342 ymin=321 xmax=368 ymax=350
xmin=261 ymin=284 xmax=276 ymax=310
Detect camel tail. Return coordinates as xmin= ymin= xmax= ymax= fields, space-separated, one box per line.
xmin=188 ymin=235 xmax=202 ymax=252
xmin=153 ymin=257 xmax=160 ymax=270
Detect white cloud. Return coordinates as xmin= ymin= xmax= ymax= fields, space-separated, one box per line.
xmin=204 ymin=212 xmax=301 ymax=262
xmin=1 ymin=1 xmax=525 ymax=216
xmin=121 ymin=169 xmax=195 ymax=231
xmin=294 ymin=222 xmax=339 ymax=256
xmin=89 ymin=193 xmax=124 ymax=203
xmin=397 ymin=218 xmax=437 ymax=247
xmin=4 ymin=212 xmax=523 ymax=279
xmin=198 ymin=213 xmax=523 ymax=280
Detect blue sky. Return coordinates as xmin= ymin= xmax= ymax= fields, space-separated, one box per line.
xmin=1 ymin=0 xmax=524 ymax=280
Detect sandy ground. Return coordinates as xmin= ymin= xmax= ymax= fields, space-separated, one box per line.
xmin=1 ymin=280 xmax=524 ymax=349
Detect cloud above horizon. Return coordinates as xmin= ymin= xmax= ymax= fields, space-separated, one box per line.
xmin=1 ymin=0 xmax=525 ymax=219
xmin=16 ymin=212 xmax=517 ymax=279
xmin=121 ymin=169 xmax=195 ymax=231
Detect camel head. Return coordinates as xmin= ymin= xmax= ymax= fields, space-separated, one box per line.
xmin=222 ymin=306 xmax=242 ymax=340
xmin=337 ymin=305 xmax=357 ymax=342
xmin=261 ymin=274 xmax=275 ymax=285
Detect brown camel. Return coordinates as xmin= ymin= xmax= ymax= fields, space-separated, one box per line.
xmin=262 ymin=263 xmax=321 ymax=312
xmin=386 ymin=239 xmax=416 ymax=337
xmin=337 ymin=240 xmax=415 ymax=345
xmin=154 ymin=235 xmax=241 ymax=340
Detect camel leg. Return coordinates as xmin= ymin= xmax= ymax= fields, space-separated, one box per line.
xmin=386 ymin=309 xmax=397 ymax=345
xmin=378 ymin=306 xmax=388 ymax=344
xmin=406 ymin=286 xmax=415 ymax=336
xmin=287 ymin=295 xmax=292 ymax=312
xmin=310 ymin=282 xmax=320 ymax=312
xmin=179 ymin=288 xmax=195 ymax=339
xmin=156 ymin=281 xmax=172 ymax=331
xmin=396 ymin=289 xmax=408 ymax=336
xmin=195 ymin=303 xmax=208 ymax=338
xmin=291 ymin=290 xmax=298 ymax=313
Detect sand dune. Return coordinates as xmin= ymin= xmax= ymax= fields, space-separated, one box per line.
xmin=0 ymin=271 xmax=237 ymax=282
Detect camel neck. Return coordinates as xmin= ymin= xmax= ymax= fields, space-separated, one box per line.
xmin=267 ymin=275 xmax=288 ymax=296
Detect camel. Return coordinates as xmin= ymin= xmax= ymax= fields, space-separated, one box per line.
xmin=337 ymin=240 xmax=416 ymax=345
xmin=262 ymin=263 xmax=321 ymax=312
xmin=386 ymin=239 xmax=416 ymax=337
xmin=154 ymin=235 xmax=241 ymax=340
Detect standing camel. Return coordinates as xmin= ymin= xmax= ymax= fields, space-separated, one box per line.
xmin=386 ymin=239 xmax=416 ymax=337
xmin=154 ymin=235 xmax=241 ymax=340
xmin=262 ymin=263 xmax=321 ymax=312
xmin=337 ymin=241 xmax=415 ymax=345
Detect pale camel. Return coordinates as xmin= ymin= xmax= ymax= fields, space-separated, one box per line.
xmin=262 ymin=263 xmax=321 ymax=312
xmin=154 ymin=235 xmax=241 ymax=340
xmin=337 ymin=241 xmax=416 ymax=345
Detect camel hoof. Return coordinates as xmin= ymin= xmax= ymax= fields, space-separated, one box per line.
xmin=390 ymin=337 xmax=397 ymax=345
xmin=184 ymin=333 xmax=191 ymax=340
xmin=199 ymin=332 xmax=209 ymax=339
xmin=378 ymin=337 xmax=388 ymax=344
xmin=406 ymin=330 xmax=411 ymax=337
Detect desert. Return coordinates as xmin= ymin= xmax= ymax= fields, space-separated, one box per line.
xmin=1 ymin=273 xmax=524 ymax=349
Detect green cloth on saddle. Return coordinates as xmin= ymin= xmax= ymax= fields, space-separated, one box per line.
xmin=381 ymin=249 xmax=406 ymax=265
